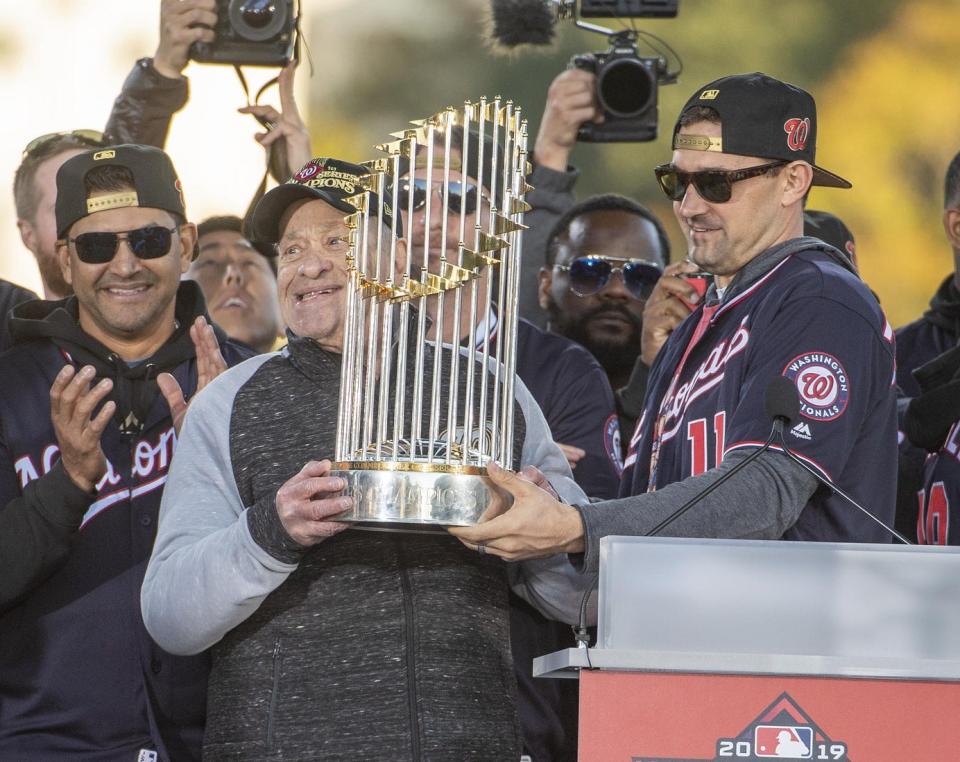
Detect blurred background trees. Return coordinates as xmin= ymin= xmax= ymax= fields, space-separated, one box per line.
xmin=305 ymin=0 xmax=959 ymax=326
xmin=1 ymin=0 xmax=957 ymax=326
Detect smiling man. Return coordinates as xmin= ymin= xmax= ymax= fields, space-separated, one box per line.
xmin=187 ymin=215 xmax=283 ymax=353
xmin=141 ymin=157 xmax=591 ymax=760
xmin=451 ymin=72 xmax=898 ymax=570
xmin=0 ymin=144 xmax=249 ymax=760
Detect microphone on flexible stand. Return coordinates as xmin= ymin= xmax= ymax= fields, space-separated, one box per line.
xmin=643 ymin=378 xmax=800 ymax=537
xmin=573 ymin=377 xmax=802 ymax=654
xmin=765 ymin=376 xmax=911 ymax=545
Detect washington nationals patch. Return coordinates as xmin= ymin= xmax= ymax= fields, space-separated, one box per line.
xmin=783 ymin=352 xmax=849 ymax=421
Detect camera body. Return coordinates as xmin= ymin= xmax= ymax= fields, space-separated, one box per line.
xmin=572 ymin=41 xmax=668 ymax=143
xmin=578 ymin=0 xmax=679 ymax=18
xmin=191 ymin=0 xmax=298 ymax=67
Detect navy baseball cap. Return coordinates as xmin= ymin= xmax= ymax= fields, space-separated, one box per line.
xmin=249 ymin=157 xmax=400 ymax=244
xmin=55 ymin=144 xmax=187 ymax=239
xmin=672 ymin=72 xmax=851 ymax=190
xmin=804 ymin=209 xmax=857 ymax=267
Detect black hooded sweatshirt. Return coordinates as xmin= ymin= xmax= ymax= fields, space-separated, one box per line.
xmin=0 ymin=281 xmax=251 ymax=761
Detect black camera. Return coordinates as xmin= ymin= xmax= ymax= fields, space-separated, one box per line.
xmin=191 ymin=0 xmax=298 ymax=67
xmin=572 ymin=38 xmax=668 ymax=143
xmin=578 ymin=0 xmax=679 ymax=18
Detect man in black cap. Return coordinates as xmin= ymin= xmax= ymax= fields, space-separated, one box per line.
xmin=187 ymin=215 xmax=284 ymax=353
xmin=451 ymin=72 xmax=898 ymax=568
xmin=0 ymin=144 xmax=250 ymax=760
xmin=142 ymin=157 xmax=590 ymax=760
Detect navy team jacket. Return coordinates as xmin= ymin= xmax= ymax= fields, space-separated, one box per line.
xmin=0 ymin=283 xmax=250 ymax=761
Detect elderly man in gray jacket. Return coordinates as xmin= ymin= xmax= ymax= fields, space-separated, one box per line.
xmin=142 ymin=157 xmax=593 ymax=761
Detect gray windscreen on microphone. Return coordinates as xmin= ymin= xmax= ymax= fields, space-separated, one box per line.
xmin=764 ymin=376 xmax=801 ymax=426
xmin=489 ymin=0 xmax=556 ymax=47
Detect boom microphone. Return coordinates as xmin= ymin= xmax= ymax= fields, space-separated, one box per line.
xmin=767 ymin=376 xmax=911 ymax=544
xmin=489 ymin=0 xmax=557 ymax=47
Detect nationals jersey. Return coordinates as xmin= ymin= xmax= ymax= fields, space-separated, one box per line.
xmin=621 ymin=240 xmax=898 ymax=542
xmin=917 ymin=424 xmax=960 ymax=545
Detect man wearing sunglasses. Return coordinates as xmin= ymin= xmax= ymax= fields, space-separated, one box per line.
xmin=539 ymin=194 xmax=670 ymax=438
xmin=0 ymin=144 xmax=250 ymax=760
xmin=399 ymin=130 xmax=619 ymax=761
xmin=452 ymin=73 xmax=898 ymax=571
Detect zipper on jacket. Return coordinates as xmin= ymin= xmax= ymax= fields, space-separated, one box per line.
xmin=266 ymin=636 xmax=282 ymax=751
xmin=396 ymin=540 xmax=422 ymax=760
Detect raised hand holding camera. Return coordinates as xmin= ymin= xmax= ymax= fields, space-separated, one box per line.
xmin=190 ymin=0 xmax=299 ymax=67
xmin=155 ymin=0 xmax=218 ymax=79
xmin=534 ymin=68 xmax=602 ymax=171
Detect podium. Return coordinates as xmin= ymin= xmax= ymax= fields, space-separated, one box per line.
xmin=534 ymin=536 xmax=960 ymax=761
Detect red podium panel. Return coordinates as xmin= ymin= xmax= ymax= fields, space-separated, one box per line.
xmin=579 ymin=670 xmax=960 ymax=761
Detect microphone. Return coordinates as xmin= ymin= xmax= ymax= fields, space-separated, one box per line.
xmin=644 ymin=378 xmax=796 ymax=537
xmin=489 ymin=0 xmax=557 ymax=47
xmin=766 ymin=376 xmax=911 ymax=545
xmin=573 ymin=377 xmax=798 ymax=655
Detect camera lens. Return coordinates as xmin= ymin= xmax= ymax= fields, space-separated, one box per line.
xmin=229 ymin=0 xmax=289 ymax=41
xmin=241 ymin=0 xmax=275 ymax=29
xmin=597 ymin=57 xmax=656 ymax=118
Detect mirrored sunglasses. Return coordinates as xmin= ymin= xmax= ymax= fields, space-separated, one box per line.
xmin=653 ymin=160 xmax=787 ymax=204
xmin=556 ymin=256 xmax=663 ymax=300
xmin=69 ymin=225 xmax=178 ymax=265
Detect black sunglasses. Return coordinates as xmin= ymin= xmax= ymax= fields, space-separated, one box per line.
xmin=555 ymin=256 xmax=663 ymax=300
xmin=69 ymin=225 xmax=179 ymax=265
xmin=654 ymin=160 xmax=788 ymax=204
xmin=395 ymin=178 xmax=484 ymax=216
xmin=22 ymin=129 xmax=105 ymax=160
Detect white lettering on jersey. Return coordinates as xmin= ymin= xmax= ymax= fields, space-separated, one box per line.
xmin=14 ymin=427 xmax=178 ymax=525
xmin=658 ymin=316 xmax=751 ymax=441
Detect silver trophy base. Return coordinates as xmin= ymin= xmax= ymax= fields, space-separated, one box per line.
xmin=331 ymin=461 xmax=512 ymax=529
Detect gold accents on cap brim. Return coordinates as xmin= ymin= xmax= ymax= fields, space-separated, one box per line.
xmin=86 ymin=191 xmax=139 ymax=214
xmin=673 ymin=134 xmax=723 ymax=152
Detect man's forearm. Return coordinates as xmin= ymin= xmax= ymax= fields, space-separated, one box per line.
xmin=103 ymin=58 xmax=189 ymax=148
xmin=576 ymin=448 xmax=818 ymax=573
xmin=0 ymin=462 xmax=93 ymax=612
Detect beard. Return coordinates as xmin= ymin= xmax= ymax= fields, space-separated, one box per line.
xmin=36 ymin=248 xmax=72 ymax=298
xmin=548 ymin=301 xmax=642 ymax=377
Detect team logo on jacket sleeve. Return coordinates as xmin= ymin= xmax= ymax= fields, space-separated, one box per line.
xmin=604 ymin=414 xmax=624 ymax=475
xmin=783 ymin=353 xmax=849 ymax=421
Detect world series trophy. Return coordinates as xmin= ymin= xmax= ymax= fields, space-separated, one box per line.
xmin=331 ymin=98 xmax=530 ymax=529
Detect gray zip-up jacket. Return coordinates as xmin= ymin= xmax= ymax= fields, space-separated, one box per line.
xmin=142 ymin=336 xmax=590 ymax=760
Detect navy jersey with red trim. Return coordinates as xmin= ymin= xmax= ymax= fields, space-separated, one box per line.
xmin=620 ymin=248 xmax=897 ymax=542
xmin=917 ymin=422 xmax=960 ymax=545
xmin=0 ymin=338 xmax=250 ymax=760
xmin=516 ymin=318 xmax=621 ymax=499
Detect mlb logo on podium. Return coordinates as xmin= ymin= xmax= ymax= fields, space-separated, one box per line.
xmin=754 ymin=725 xmax=813 ymax=758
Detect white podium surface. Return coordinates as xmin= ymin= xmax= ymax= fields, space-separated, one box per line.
xmin=535 ymin=536 xmax=960 ymax=681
